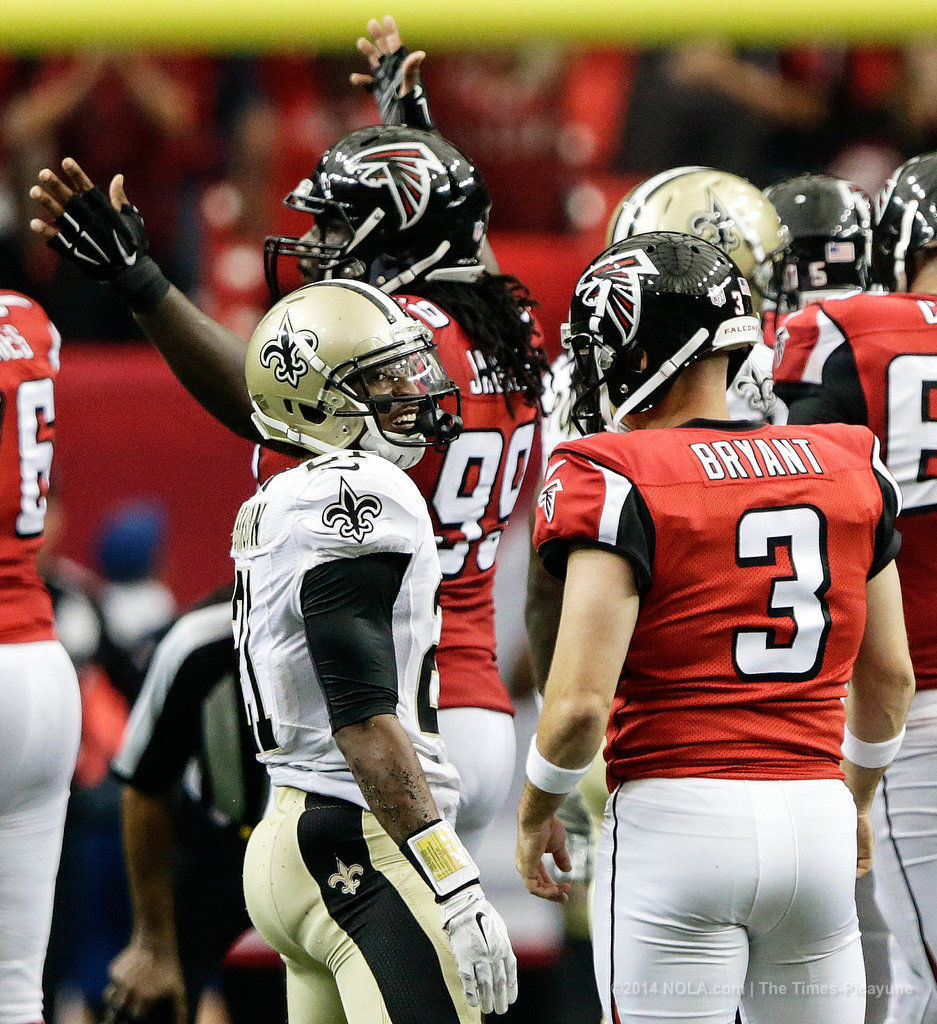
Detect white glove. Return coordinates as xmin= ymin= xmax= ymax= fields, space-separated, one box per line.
xmin=440 ymin=883 xmax=518 ymax=1015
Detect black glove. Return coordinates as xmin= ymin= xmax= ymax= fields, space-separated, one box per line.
xmin=48 ymin=186 xmax=170 ymax=313
xmin=367 ymin=47 xmax=436 ymax=130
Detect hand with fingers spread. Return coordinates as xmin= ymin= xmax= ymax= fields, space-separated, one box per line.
xmin=349 ymin=15 xmax=435 ymax=130
xmin=29 ymin=158 xmax=170 ymax=313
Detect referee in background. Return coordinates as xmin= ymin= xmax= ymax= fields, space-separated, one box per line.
xmin=104 ymin=585 xmax=282 ymax=1024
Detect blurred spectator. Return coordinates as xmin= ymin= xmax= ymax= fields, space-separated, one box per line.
xmin=38 ymin=487 xmax=106 ymax=676
xmin=613 ymin=44 xmax=828 ymax=186
xmin=95 ymin=501 xmax=177 ymax=700
xmin=2 ymin=53 xmax=221 ymax=338
xmin=197 ymin=55 xmax=373 ymax=336
xmin=425 ymin=49 xmax=567 ymax=230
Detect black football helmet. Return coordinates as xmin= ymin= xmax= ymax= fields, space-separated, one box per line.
xmin=760 ymin=174 xmax=871 ymax=311
xmin=873 ymin=152 xmax=937 ymax=292
xmin=563 ymin=231 xmax=762 ymax=431
xmin=264 ymin=126 xmax=491 ymax=300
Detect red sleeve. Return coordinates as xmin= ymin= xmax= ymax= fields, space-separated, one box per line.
xmin=772 ymin=305 xmax=823 ymax=385
xmin=533 ymin=445 xmax=654 ymax=590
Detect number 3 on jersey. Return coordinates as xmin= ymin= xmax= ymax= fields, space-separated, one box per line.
xmin=733 ymin=505 xmax=832 ymax=681
xmin=431 ymin=424 xmax=536 ymax=577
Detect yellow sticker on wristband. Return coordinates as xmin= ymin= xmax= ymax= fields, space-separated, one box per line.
xmin=413 ymin=828 xmax=470 ymax=882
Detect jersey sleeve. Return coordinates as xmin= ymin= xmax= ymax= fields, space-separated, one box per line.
xmin=868 ymin=434 xmax=903 ymax=578
xmin=288 ymin=456 xmax=424 ymax=612
xmin=773 ymin=304 xmax=867 ymax=425
xmin=533 ymin=446 xmax=654 ymax=591
xmin=0 ymin=292 xmax=61 ymax=374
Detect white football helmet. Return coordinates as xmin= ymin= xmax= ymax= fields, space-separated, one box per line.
xmin=246 ymin=280 xmax=461 ymax=469
xmin=606 ymin=166 xmax=784 ymax=311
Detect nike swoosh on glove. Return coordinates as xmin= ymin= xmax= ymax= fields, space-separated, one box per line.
xmin=440 ymin=883 xmax=518 ymax=1016
xmin=48 ymin=187 xmax=169 ymax=312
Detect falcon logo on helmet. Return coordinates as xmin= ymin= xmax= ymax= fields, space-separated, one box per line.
xmin=259 ymin=312 xmax=312 ymax=389
xmin=690 ymin=189 xmax=741 ymax=255
xmin=573 ymin=249 xmax=659 ymax=348
xmin=347 ymin=144 xmax=445 ymax=229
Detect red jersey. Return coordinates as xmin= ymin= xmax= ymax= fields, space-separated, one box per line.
xmin=256 ymin=293 xmax=540 ymax=714
xmin=0 ymin=293 xmax=60 ymax=644
xmin=773 ymin=291 xmax=937 ymax=689
xmin=534 ymin=420 xmax=899 ymax=785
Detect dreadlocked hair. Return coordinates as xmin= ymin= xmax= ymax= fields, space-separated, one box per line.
xmin=418 ymin=273 xmax=548 ymax=413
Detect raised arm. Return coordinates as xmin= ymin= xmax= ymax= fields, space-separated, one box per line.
xmin=843 ymin=561 xmax=916 ymax=876
xmin=29 ymin=158 xmax=259 ymax=441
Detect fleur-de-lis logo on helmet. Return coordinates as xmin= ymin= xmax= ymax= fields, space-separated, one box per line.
xmin=328 ymin=858 xmax=364 ymax=896
xmin=575 ymin=248 xmax=659 ymax=348
xmin=347 ymin=143 xmax=445 ymax=229
xmin=689 ymin=188 xmax=741 ymax=255
xmin=322 ymin=477 xmax=383 ymax=543
xmin=259 ymin=311 xmax=314 ymax=389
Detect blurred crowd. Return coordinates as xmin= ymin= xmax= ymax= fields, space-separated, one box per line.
xmin=3 ymin=42 xmax=937 ymax=343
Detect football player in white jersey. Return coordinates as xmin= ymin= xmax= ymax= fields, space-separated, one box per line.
xmin=231 ymin=279 xmax=516 ymax=1024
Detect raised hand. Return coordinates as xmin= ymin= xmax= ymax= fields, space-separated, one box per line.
xmin=349 ymin=15 xmax=425 ymax=97
xmin=29 ymin=158 xmax=170 ymax=312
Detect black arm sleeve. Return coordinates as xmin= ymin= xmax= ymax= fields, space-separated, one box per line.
xmin=778 ymin=343 xmax=869 ymax=426
xmin=301 ymin=552 xmax=412 ymax=733
xmin=870 ymin=464 xmax=902 ymax=579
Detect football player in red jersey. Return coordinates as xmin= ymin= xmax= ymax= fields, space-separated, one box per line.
xmin=773 ymin=151 xmax=937 ymax=1024
xmin=29 ymin=126 xmax=545 ymax=858
xmin=0 ymin=292 xmax=81 ymax=1024
xmin=516 ymin=232 xmax=914 ymax=1024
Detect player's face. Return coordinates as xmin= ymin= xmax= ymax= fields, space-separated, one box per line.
xmin=358 ymin=354 xmax=428 ymax=435
xmin=297 ymin=217 xmax=354 ymax=284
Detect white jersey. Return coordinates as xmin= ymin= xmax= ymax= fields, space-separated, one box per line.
xmin=540 ymin=351 xmax=584 ymax=464
xmin=727 ymin=340 xmax=788 ymax=424
xmin=230 ymin=449 xmax=459 ymax=822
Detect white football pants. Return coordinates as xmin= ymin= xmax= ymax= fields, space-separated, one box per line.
xmin=871 ymin=690 xmax=937 ymax=1024
xmin=0 ymin=641 xmax=80 ymax=1024
xmin=593 ymin=777 xmax=865 ymax=1024
xmin=438 ymin=707 xmax=515 ymax=858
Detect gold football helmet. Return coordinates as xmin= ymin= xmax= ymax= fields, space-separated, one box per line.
xmin=606 ymin=167 xmax=784 ymax=310
xmin=246 ymin=280 xmax=460 ymax=468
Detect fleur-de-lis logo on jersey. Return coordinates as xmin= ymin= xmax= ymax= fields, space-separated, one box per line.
xmin=689 ymin=188 xmax=741 ymax=255
xmin=259 ymin=311 xmax=314 ymax=389
xmin=575 ymin=249 xmax=659 ymax=348
xmin=328 ymin=858 xmax=364 ymax=896
xmin=347 ymin=143 xmax=444 ymax=229
xmin=322 ymin=477 xmax=383 ymax=542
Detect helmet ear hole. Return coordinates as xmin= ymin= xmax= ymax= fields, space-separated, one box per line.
xmin=298 ymin=403 xmax=326 ymax=425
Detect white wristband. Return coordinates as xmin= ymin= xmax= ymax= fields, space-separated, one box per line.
xmin=525 ymin=734 xmax=591 ymax=795
xmin=841 ymin=724 xmax=906 ymax=769
xmin=404 ymin=819 xmax=479 ymax=899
